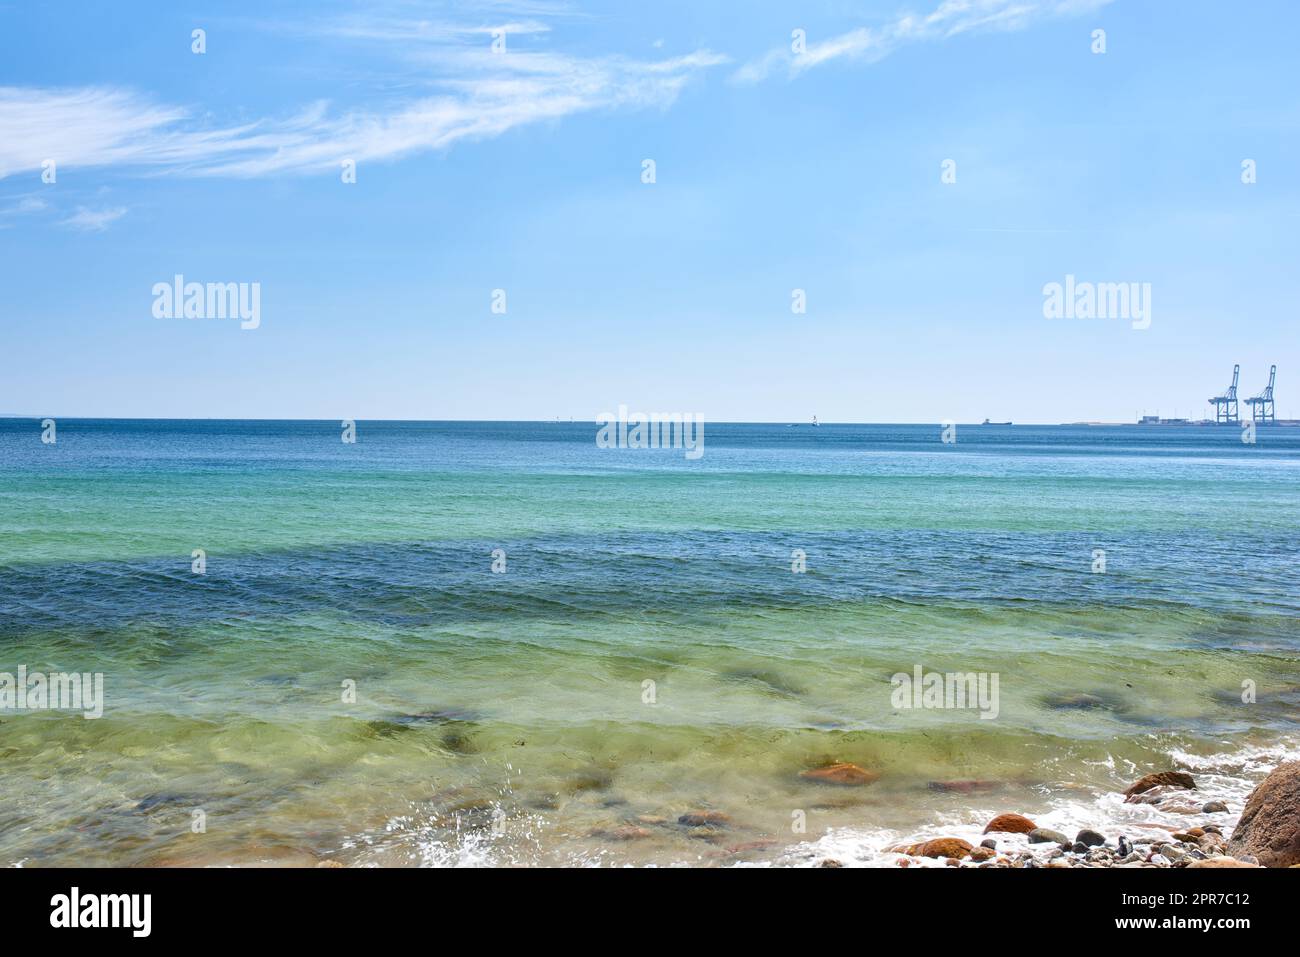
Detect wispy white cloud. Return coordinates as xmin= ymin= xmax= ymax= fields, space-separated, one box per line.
xmin=732 ymin=0 xmax=1114 ymax=84
xmin=0 ymin=7 xmax=725 ymax=181
xmin=3 ymin=196 xmax=48 ymax=215
xmin=60 ymin=205 xmax=128 ymax=232
xmin=295 ymin=14 xmax=554 ymax=44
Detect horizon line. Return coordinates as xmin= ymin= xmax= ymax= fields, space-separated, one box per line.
xmin=2 ymin=415 xmax=1285 ymax=427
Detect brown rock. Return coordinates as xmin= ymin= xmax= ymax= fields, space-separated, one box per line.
xmin=1199 ymin=832 xmax=1228 ymax=852
xmin=1187 ymin=858 xmax=1260 ymax=868
xmin=968 ymin=846 xmax=995 ymax=862
xmin=983 ymin=813 xmax=1037 ymax=835
xmin=1124 ymin=771 xmax=1196 ymax=801
xmin=901 ymin=838 xmax=974 ymax=859
xmin=1227 ymin=761 xmax=1300 ymax=867
xmin=799 ymin=763 xmax=880 ymax=786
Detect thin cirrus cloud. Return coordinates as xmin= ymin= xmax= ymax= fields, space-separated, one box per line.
xmin=731 ymin=0 xmax=1114 ymax=84
xmin=0 ymin=41 xmax=726 ymax=181
xmin=60 ymin=205 xmax=129 ymax=232
xmin=0 ymin=1 xmax=1106 ymax=183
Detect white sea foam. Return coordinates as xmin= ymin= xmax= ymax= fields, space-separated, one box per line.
xmin=762 ymin=737 xmax=1300 ymax=868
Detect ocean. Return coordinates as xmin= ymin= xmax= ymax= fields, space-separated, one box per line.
xmin=1 ymin=419 xmax=1297 ymax=866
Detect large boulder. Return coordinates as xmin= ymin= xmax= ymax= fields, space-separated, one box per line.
xmin=1228 ymin=762 xmax=1300 ymax=867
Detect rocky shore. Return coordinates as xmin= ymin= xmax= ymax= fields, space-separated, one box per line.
xmin=826 ymin=761 xmax=1300 ymax=869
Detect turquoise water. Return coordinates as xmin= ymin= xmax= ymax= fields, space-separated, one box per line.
xmin=1 ymin=419 xmax=1297 ymax=866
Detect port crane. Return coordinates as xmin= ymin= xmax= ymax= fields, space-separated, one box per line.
xmin=1208 ymin=364 xmax=1240 ymax=424
xmin=1245 ymin=365 xmax=1277 ymax=424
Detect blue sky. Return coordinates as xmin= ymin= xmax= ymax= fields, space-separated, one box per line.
xmin=1 ymin=0 xmax=1296 ymax=422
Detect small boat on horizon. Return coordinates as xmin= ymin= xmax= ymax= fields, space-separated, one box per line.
xmin=982 ymin=418 xmax=1012 ymax=426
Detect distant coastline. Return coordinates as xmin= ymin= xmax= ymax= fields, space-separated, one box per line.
xmin=4 ymin=415 xmax=1298 ymax=427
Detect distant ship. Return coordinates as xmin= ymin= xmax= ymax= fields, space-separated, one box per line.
xmin=812 ymin=415 xmax=820 ymax=427
xmin=982 ymin=419 xmax=1012 ymax=425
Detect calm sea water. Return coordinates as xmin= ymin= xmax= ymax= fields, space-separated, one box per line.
xmin=2 ymin=419 xmax=1298 ymax=866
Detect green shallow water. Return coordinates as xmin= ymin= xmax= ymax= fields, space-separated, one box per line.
xmin=1 ymin=420 xmax=1297 ymax=865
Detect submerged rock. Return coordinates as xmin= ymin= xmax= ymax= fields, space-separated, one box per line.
xmin=1202 ymin=800 xmax=1229 ymax=813
xmin=1123 ymin=771 xmax=1196 ymax=801
xmin=722 ymin=669 xmax=807 ymax=697
xmin=799 ymin=762 xmax=880 ymax=786
xmin=564 ymin=769 xmax=614 ymax=793
xmin=591 ymin=825 xmax=653 ymax=841
xmin=983 ymin=813 xmax=1037 ymax=834
xmin=722 ymin=839 xmax=779 ymax=856
xmin=927 ymin=779 xmax=1002 ymax=794
xmin=439 ymin=730 xmax=478 ymax=754
xmin=1028 ymin=828 xmax=1070 ymax=846
xmin=395 ymin=707 xmax=483 ymax=724
xmin=678 ymin=810 xmax=730 ymax=828
xmin=1041 ymin=690 xmax=1127 ymax=712
xmin=1227 ymin=761 xmax=1300 ymax=867
xmin=134 ymin=793 xmax=194 ymax=813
